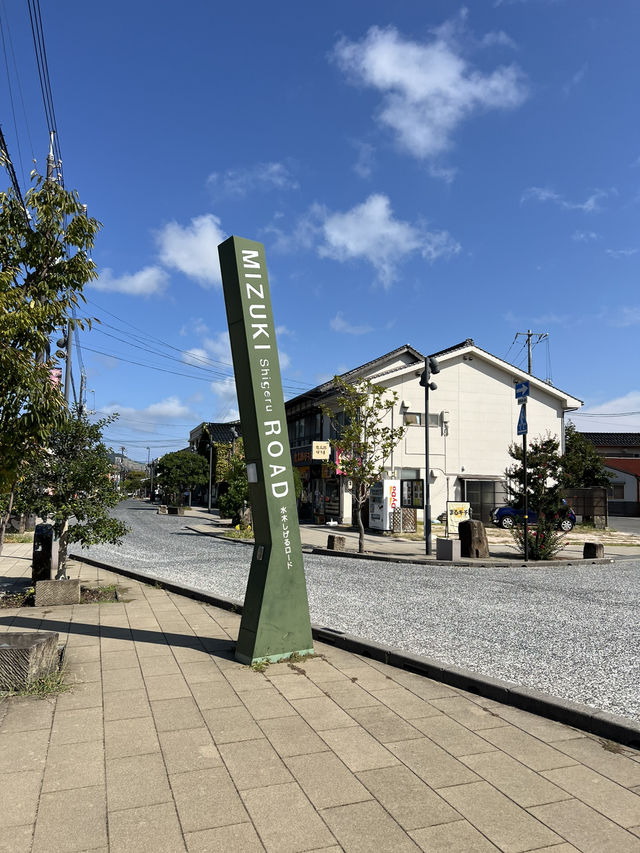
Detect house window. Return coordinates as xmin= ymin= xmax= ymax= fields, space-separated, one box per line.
xmin=608 ymin=484 xmax=625 ymax=500
xmin=403 ymin=412 xmax=422 ymax=425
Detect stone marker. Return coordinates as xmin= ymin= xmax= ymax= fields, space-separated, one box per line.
xmin=583 ymin=541 xmax=605 ymax=559
xmin=327 ymin=534 xmax=346 ymax=551
xmin=167 ymin=506 xmax=185 ymax=516
xmin=458 ymin=519 xmax=490 ymax=559
xmin=0 ymin=631 xmax=59 ymax=691
xmin=35 ymin=579 xmax=81 ymax=606
xmin=158 ymin=505 xmax=168 ymax=514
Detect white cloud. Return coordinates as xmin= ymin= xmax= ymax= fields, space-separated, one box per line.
xmin=210 ymin=377 xmax=239 ymax=421
xmin=182 ymin=347 xmax=210 ymax=367
xmin=91 ymin=266 xmax=169 ymax=296
xmin=156 ymin=214 xmax=226 ymax=287
xmin=563 ymin=63 xmax=588 ymax=96
xmin=330 ymin=311 xmax=373 ymax=335
xmin=607 ymin=306 xmax=640 ymax=327
xmin=481 ymin=30 xmax=517 ymax=49
xmin=573 ymin=390 xmax=640 ymax=433
xmin=318 ymin=194 xmax=461 ymax=288
xmin=521 ymin=187 xmax=607 ymax=213
xmin=207 ymin=162 xmax=298 ymax=198
xmin=145 ymin=396 xmax=193 ymax=418
xmin=605 ymin=248 xmax=638 ymax=259
xmin=279 ymin=351 xmax=291 ymax=371
xmin=333 ymin=23 xmax=527 ymax=161
xmin=572 ymin=230 xmax=600 ymax=242
xmin=201 ymin=331 xmax=232 ymax=364
xmin=99 ymin=395 xmax=194 ymax=432
xmin=353 ymin=141 xmax=376 ymax=178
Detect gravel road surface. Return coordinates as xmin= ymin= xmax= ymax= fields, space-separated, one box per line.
xmin=78 ymin=501 xmax=640 ymax=722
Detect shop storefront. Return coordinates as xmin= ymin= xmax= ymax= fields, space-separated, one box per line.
xmin=291 ymin=445 xmax=342 ymax=524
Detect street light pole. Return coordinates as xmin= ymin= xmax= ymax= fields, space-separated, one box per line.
xmin=207 ymin=442 xmax=213 ymax=513
xmin=421 ymin=356 xmax=440 ymax=556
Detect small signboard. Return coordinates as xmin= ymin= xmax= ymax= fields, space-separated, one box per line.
xmin=517 ymin=406 xmax=528 ymax=436
xmin=446 ymin=501 xmax=471 ymax=535
xmin=515 ymin=380 xmax=530 ymax=400
xmin=401 ymin=479 xmax=424 ymax=509
xmin=311 ymin=441 xmax=330 ymax=461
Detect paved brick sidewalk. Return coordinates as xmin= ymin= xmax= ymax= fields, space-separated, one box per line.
xmin=1 ymin=545 xmax=640 ymax=852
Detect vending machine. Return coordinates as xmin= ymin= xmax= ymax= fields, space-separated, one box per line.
xmin=368 ymin=479 xmax=400 ymax=531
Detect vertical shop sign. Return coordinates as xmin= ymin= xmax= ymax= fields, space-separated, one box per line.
xmin=218 ymin=236 xmax=314 ymax=665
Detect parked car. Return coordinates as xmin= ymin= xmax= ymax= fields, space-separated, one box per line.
xmin=491 ymin=504 xmax=576 ymax=532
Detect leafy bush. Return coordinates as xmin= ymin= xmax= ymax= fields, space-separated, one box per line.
xmin=510 ymin=517 xmax=566 ymax=560
xmin=218 ymin=455 xmax=249 ymax=523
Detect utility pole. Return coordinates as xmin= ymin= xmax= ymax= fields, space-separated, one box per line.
xmin=515 ymin=330 xmax=548 ymax=375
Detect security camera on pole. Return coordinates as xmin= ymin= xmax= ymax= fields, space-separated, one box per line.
xmin=420 ymin=355 xmax=440 ymax=556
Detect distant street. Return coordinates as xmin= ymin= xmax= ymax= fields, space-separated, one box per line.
xmin=77 ymin=500 xmax=640 ymax=723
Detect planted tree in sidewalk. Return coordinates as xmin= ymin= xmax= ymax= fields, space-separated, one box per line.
xmin=0 ymin=169 xmax=100 ymax=553
xmin=155 ymin=449 xmax=208 ymax=506
xmin=323 ymin=376 xmax=406 ymax=553
xmin=504 ymin=432 xmax=568 ymax=560
xmin=12 ymin=410 xmax=128 ymax=575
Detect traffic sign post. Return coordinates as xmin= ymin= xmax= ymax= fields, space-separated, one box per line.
xmin=517 ymin=405 xmax=528 ymax=436
xmin=515 ymin=383 xmax=529 ymax=562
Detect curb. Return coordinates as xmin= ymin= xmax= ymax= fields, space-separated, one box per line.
xmin=69 ymin=552 xmax=640 ymax=748
xmin=184 ymin=524 xmax=616 ymax=567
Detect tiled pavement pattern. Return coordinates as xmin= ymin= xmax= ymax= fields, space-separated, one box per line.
xmin=1 ymin=545 xmax=640 ymax=852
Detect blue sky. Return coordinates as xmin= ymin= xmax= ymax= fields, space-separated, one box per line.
xmin=3 ymin=1 xmax=639 ymax=460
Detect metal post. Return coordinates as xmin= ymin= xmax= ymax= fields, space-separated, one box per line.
xmin=207 ymin=443 xmax=213 ymax=513
xmin=424 ymin=357 xmax=431 ymax=556
xmin=523 ymin=429 xmax=528 ymax=562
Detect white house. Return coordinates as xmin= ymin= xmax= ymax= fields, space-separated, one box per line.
xmin=285 ymin=339 xmax=583 ymax=525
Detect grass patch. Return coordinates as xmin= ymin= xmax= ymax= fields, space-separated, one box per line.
xmin=0 ymin=587 xmax=35 ymax=608
xmin=3 ymin=532 xmax=35 ymax=543
xmin=0 ymin=584 xmax=119 ymax=607
xmin=80 ymin=584 xmax=119 ymax=603
xmin=224 ymin=528 xmax=254 ymax=540
xmin=0 ymin=667 xmax=69 ymax=699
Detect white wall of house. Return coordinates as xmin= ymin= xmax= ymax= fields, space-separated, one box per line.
xmin=353 ymin=345 xmax=581 ymax=523
xmin=605 ymin=467 xmax=638 ymax=502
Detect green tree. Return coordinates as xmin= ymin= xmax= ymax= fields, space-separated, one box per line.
xmin=505 ymin=432 xmax=564 ymax=516
xmin=13 ymin=411 xmax=128 ymax=574
xmin=218 ymin=453 xmax=249 ymax=524
xmin=0 ymin=169 xmax=100 ymax=551
xmin=561 ymin=422 xmax=612 ymax=489
xmin=156 ymin=450 xmax=208 ymax=505
xmin=123 ymin=470 xmax=147 ymax=495
xmin=323 ymin=376 xmax=406 ymax=553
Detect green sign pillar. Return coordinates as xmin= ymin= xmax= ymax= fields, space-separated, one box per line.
xmin=218 ymin=236 xmax=314 ymax=665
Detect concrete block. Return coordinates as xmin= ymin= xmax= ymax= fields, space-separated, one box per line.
xmin=0 ymin=631 xmax=59 ymax=690
xmin=35 ymin=578 xmax=80 ymax=606
xmin=583 ymin=541 xmax=605 ymax=559
xmin=157 ymin=505 xmax=168 ymax=514
xmin=167 ymin=506 xmax=185 ymax=516
xmin=436 ymin=538 xmax=461 ymax=561
xmin=327 ymin=534 xmax=346 ymax=551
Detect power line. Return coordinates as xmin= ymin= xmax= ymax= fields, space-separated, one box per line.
xmin=572 ymin=411 xmax=640 ymax=418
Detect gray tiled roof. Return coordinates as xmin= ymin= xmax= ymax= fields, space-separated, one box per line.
xmin=581 ymin=433 xmax=640 ymax=447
